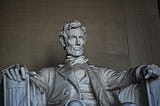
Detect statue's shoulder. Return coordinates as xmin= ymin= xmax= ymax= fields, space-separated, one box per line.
xmin=89 ymin=64 xmax=108 ymax=72
xmin=39 ymin=65 xmax=65 ymax=72
xmin=34 ymin=67 xmax=58 ymax=79
xmin=38 ymin=67 xmax=55 ymax=73
xmin=88 ymin=64 xmax=117 ymax=77
xmin=30 ymin=67 xmax=58 ymax=85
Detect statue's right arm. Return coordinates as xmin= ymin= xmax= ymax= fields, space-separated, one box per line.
xmin=1 ymin=64 xmax=56 ymax=105
xmin=1 ymin=64 xmax=56 ymax=91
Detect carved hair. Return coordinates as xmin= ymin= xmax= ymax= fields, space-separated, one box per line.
xmin=59 ymin=20 xmax=86 ymax=47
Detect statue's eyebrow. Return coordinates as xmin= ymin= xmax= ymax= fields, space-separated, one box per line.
xmin=70 ymin=25 xmax=82 ymax=29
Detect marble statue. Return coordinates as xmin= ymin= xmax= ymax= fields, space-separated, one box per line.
xmin=1 ymin=20 xmax=160 ymax=106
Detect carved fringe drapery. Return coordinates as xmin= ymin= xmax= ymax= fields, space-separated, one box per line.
xmin=146 ymin=77 xmax=160 ymax=106
xmin=3 ymin=75 xmax=30 ymax=106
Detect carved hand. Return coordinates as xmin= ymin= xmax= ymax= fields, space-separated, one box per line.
xmin=143 ymin=64 xmax=160 ymax=79
xmin=2 ymin=64 xmax=28 ymax=81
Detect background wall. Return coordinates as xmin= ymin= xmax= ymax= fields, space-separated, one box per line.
xmin=0 ymin=0 xmax=160 ymax=71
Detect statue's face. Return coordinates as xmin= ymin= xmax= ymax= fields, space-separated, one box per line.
xmin=65 ymin=28 xmax=86 ymax=57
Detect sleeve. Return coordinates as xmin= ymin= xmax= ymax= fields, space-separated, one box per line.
xmin=100 ymin=67 xmax=138 ymax=91
xmin=29 ymin=67 xmax=56 ymax=106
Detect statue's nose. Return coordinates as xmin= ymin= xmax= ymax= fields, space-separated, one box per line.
xmin=76 ymin=38 xmax=81 ymax=45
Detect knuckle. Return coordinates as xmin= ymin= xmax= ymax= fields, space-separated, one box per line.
xmin=9 ymin=69 xmax=13 ymax=72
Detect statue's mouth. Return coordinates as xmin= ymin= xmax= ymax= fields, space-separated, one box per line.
xmin=73 ymin=46 xmax=82 ymax=50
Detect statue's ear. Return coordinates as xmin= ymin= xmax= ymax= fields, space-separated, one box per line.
xmin=59 ymin=36 xmax=66 ymax=47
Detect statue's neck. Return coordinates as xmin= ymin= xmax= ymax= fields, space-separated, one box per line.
xmin=65 ymin=55 xmax=88 ymax=66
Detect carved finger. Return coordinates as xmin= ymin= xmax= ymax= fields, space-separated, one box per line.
xmin=16 ymin=64 xmax=21 ymax=70
xmin=23 ymin=66 xmax=28 ymax=72
xmin=15 ymin=68 xmax=21 ymax=81
xmin=153 ymin=65 xmax=160 ymax=76
xmin=152 ymin=70 xmax=159 ymax=78
xmin=148 ymin=65 xmax=159 ymax=77
xmin=145 ymin=74 xmax=150 ymax=79
xmin=5 ymin=70 xmax=13 ymax=80
xmin=10 ymin=69 xmax=17 ymax=81
xmin=21 ymin=67 xmax=26 ymax=80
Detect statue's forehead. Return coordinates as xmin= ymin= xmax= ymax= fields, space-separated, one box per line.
xmin=66 ymin=28 xmax=85 ymax=37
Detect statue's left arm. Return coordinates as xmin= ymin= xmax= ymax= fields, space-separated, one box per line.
xmin=99 ymin=64 xmax=160 ymax=91
xmin=99 ymin=64 xmax=160 ymax=105
xmin=99 ymin=67 xmax=139 ymax=91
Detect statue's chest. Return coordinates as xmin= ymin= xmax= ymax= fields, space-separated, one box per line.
xmin=47 ymin=68 xmax=96 ymax=106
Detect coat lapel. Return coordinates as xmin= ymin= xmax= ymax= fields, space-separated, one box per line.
xmin=58 ymin=64 xmax=80 ymax=97
xmin=84 ymin=64 xmax=115 ymax=106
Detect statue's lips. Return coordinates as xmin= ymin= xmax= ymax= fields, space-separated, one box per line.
xmin=73 ymin=46 xmax=82 ymax=50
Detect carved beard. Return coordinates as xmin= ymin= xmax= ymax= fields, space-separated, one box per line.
xmin=65 ymin=46 xmax=84 ymax=57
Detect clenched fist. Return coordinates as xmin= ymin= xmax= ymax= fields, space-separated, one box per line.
xmin=143 ymin=64 xmax=160 ymax=79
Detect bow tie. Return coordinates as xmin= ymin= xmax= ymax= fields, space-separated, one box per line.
xmin=65 ymin=56 xmax=88 ymax=66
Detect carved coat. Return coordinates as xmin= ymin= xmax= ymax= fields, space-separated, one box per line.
xmin=29 ymin=63 xmax=138 ymax=106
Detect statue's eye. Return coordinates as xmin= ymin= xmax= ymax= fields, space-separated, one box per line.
xmin=80 ymin=36 xmax=83 ymax=38
xmin=79 ymin=36 xmax=85 ymax=40
xmin=68 ymin=36 xmax=76 ymax=40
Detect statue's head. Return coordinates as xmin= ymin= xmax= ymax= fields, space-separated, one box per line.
xmin=59 ymin=20 xmax=87 ymax=57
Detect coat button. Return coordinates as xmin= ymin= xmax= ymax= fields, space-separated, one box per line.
xmin=64 ymin=90 xmax=69 ymax=96
xmin=81 ymin=97 xmax=84 ymax=100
